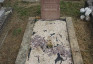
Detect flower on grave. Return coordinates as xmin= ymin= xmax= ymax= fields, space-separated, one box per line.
xmin=80 ymin=7 xmax=92 ymax=21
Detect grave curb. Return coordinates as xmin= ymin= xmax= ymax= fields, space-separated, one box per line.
xmin=65 ymin=17 xmax=83 ymax=64
xmin=0 ymin=7 xmax=12 ymax=32
xmin=15 ymin=17 xmax=83 ymax=64
xmin=15 ymin=17 xmax=35 ymax=64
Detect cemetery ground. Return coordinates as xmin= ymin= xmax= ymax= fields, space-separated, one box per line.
xmin=0 ymin=0 xmax=93 ymax=64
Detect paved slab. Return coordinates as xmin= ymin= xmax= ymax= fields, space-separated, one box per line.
xmin=15 ymin=17 xmax=83 ymax=64
xmin=25 ymin=20 xmax=73 ymax=64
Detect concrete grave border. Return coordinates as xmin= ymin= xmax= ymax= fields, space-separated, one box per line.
xmin=0 ymin=7 xmax=12 ymax=32
xmin=66 ymin=17 xmax=83 ymax=64
xmin=15 ymin=17 xmax=83 ymax=64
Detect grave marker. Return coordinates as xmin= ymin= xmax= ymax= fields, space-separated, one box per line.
xmin=41 ymin=0 xmax=60 ymax=20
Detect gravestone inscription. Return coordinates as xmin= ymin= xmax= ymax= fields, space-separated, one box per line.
xmin=41 ymin=0 xmax=60 ymax=20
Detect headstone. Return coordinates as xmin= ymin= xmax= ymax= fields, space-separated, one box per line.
xmin=41 ymin=0 xmax=60 ymax=20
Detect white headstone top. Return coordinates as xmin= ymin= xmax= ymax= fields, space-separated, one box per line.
xmin=0 ymin=0 xmax=4 ymax=3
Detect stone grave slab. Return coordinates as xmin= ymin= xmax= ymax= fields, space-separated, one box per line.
xmin=25 ymin=20 xmax=73 ymax=64
xmin=15 ymin=17 xmax=83 ymax=64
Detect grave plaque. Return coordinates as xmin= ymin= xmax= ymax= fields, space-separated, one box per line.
xmin=41 ymin=0 xmax=60 ymax=20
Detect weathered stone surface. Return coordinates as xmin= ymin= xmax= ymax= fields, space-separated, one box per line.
xmin=0 ymin=9 xmax=5 ymax=18
xmin=25 ymin=20 xmax=73 ymax=64
xmin=15 ymin=17 xmax=83 ymax=64
xmin=0 ymin=0 xmax=4 ymax=3
xmin=41 ymin=0 xmax=60 ymax=20
xmin=0 ymin=7 xmax=12 ymax=32
xmin=66 ymin=17 xmax=83 ymax=64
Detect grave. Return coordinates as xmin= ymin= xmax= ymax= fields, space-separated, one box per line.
xmin=15 ymin=17 xmax=83 ymax=64
xmin=16 ymin=0 xmax=83 ymax=64
xmin=0 ymin=0 xmax=4 ymax=2
xmin=25 ymin=19 xmax=73 ymax=64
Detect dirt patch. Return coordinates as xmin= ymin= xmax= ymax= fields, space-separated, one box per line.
xmin=0 ymin=0 xmax=39 ymax=64
xmin=73 ymin=18 xmax=93 ymax=64
xmin=0 ymin=11 xmax=28 ymax=64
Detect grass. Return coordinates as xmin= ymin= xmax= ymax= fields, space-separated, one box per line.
xmin=4 ymin=0 xmax=84 ymax=19
xmin=8 ymin=1 xmax=84 ymax=36
xmin=4 ymin=0 xmax=84 ymax=37
xmin=13 ymin=1 xmax=41 ymax=18
xmin=4 ymin=1 xmax=41 ymax=19
xmin=13 ymin=28 xmax=22 ymax=36
xmin=60 ymin=1 xmax=84 ymax=17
